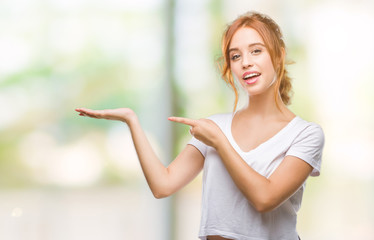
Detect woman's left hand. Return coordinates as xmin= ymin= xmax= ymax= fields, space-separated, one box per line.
xmin=168 ymin=116 xmax=225 ymax=148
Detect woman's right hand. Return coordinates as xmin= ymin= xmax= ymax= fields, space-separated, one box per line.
xmin=75 ymin=107 xmax=137 ymax=124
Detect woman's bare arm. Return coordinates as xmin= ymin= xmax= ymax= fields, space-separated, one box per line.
xmin=215 ymin=140 xmax=312 ymax=212
xmin=76 ymin=108 xmax=204 ymax=198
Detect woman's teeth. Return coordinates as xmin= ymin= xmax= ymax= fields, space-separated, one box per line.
xmin=243 ymin=73 xmax=260 ymax=79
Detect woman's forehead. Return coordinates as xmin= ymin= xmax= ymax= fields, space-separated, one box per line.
xmin=230 ymin=27 xmax=264 ymax=48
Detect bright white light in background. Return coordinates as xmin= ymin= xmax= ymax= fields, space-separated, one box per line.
xmin=11 ymin=207 xmax=23 ymax=218
xmin=0 ymin=87 xmax=30 ymax=130
xmin=0 ymin=37 xmax=32 ymax=76
xmin=106 ymin=124 xmax=140 ymax=172
xmin=175 ymin=1 xmax=213 ymax=92
xmin=49 ymin=19 xmax=88 ymax=55
xmin=126 ymin=29 xmax=164 ymax=69
xmin=49 ymin=0 xmax=163 ymax=11
xmin=106 ymin=123 xmax=163 ymax=173
xmin=331 ymin=138 xmax=374 ymax=181
xmin=46 ymin=141 xmax=103 ymax=186
xmin=91 ymin=18 xmax=130 ymax=57
xmin=307 ymin=3 xmax=374 ymax=180
xmin=18 ymin=131 xmax=55 ymax=172
xmin=19 ymin=131 xmax=104 ymax=187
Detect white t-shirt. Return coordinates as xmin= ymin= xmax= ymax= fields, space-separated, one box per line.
xmin=188 ymin=113 xmax=325 ymax=240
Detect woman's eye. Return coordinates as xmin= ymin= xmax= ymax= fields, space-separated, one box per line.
xmin=251 ymin=49 xmax=262 ymax=55
xmin=231 ymin=54 xmax=240 ymax=61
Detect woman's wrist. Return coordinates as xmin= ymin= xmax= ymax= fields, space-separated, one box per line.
xmin=213 ymin=134 xmax=229 ymax=151
xmin=123 ymin=110 xmax=138 ymax=126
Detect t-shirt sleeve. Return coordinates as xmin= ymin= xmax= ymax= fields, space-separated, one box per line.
xmin=187 ymin=136 xmax=208 ymax=157
xmin=286 ymin=123 xmax=325 ymax=176
xmin=186 ymin=113 xmax=229 ymax=158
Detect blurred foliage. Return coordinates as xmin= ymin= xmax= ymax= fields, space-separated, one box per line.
xmin=0 ymin=0 xmax=165 ymax=188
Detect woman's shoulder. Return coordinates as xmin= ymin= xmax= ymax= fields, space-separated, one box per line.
xmin=293 ymin=116 xmax=325 ymax=141
xmin=295 ymin=116 xmax=323 ymax=130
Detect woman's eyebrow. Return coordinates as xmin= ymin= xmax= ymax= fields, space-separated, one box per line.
xmin=228 ymin=42 xmax=265 ymax=53
xmin=249 ymin=42 xmax=265 ymax=48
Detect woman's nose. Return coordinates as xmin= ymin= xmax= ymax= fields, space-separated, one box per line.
xmin=241 ymin=54 xmax=253 ymax=69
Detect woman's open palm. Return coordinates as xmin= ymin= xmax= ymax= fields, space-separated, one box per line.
xmin=75 ymin=107 xmax=136 ymax=123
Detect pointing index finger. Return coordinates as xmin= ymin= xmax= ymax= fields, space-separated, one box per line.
xmin=168 ymin=116 xmax=197 ymax=127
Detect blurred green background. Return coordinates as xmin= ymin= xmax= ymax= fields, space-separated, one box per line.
xmin=1 ymin=0 xmax=374 ymax=239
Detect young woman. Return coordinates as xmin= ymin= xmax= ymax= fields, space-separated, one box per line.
xmin=76 ymin=11 xmax=324 ymax=240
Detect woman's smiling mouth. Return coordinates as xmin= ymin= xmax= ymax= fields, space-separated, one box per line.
xmin=243 ymin=71 xmax=261 ymax=84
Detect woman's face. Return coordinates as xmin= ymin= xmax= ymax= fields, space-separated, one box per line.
xmin=228 ymin=27 xmax=277 ymax=97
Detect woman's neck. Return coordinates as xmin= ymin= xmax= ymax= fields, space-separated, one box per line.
xmin=240 ymin=92 xmax=293 ymax=121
